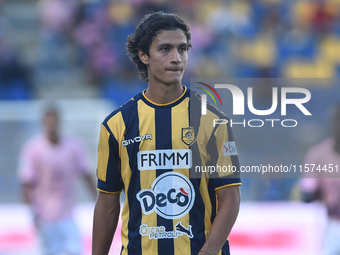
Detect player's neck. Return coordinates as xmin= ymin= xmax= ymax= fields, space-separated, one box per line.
xmin=144 ymin=82 xmax=183 ymax=105
xmin=47 ymin=133 xmax=60 ymax=144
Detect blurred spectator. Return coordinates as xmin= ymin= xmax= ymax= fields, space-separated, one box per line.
xmin=6 ymin=0 xmax=340 ymax=90
xmin=17 ymin=104 xmax=97 ymax=255
xmin=35 ymin=0 xmax=81 ymax=81
xmin=311 ymin=2 xmax=337 ymax=35
xmin=31 ymin=0 xmax=340 ymax=87
xmin=0 ymin=39 xmax=32 ymax=100
xmin=39 ymin=0 xmax=78 ymax=34
xmin=300 ymin=104 xmax=340 ymax=255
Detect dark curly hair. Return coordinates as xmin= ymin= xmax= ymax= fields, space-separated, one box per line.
xmin=126 ymin=11 xmax=192 ymax=82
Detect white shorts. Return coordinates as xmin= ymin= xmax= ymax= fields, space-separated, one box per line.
xmin=39 ymin=217 xmax=81 ymax=255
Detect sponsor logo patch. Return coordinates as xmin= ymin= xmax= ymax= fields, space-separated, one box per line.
xmin=137 ymin=149 xmax=191 ymax=171
xmin=136 ymin=172 xmax=195 ymax=219
xmin=139 ymin=222 xmax=193 ymax=239
xmin=122 ymin=134 xmax=152 ymax=147
xmin=223 ymin=141 xmax=238 ymax=156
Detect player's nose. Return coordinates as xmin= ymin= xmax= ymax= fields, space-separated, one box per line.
xmin=170 ymin=49 xmax=181 ymax=65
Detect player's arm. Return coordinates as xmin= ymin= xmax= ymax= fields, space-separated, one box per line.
xmin=73 ymin=139 xmax=98 ymax=199
xmin=18 ymin=143 xmax=41 ymax=226
xmin=198 ymin=185 xmax=241 ymax=255
xmin=21 ymin=183 xmax=34 ymax=204
xmin=93 ymin=122 xmax=123 ymax=254
xmin=21 ymin=183 xmax=42 ymax=228
xmin=92 ymin=191 xmax=120 ymax=255
xmin=83 ymin=173 xmax=98 ymax=198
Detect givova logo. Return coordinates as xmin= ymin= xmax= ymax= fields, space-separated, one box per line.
xmin=136 ymin=172 xmax=195 ymax=220
xmin=122 ymin=134 xmax=152 ymax=147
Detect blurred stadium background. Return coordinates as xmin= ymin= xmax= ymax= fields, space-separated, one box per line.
xmin=1 ymin=0 xmax=340 ymax=254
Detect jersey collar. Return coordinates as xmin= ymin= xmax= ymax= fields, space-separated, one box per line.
xmin=141 ymin=85 xmax=188 ymax=108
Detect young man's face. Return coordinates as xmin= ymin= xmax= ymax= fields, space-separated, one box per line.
xmin=139 ymin=29 xmax=188 ymax=86
xmin=43 ymin=111 xmax=59 ymax=137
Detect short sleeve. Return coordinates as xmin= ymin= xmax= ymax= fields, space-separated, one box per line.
xmin=96 ymin=124 xmax=123 ymax=194
xmin=208 ymin=119 xmax=241 ymax=190
xmin=18 ymin=142 xmax=37 ymax=185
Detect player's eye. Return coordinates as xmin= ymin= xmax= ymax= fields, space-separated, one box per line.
xmin=179 ymin=47 xmax=187 ymax=52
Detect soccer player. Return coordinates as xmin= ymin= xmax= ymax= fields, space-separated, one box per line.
xmin=18 ymin=105 xmax=97 ymax=255
xmin=300 ymin=104 xmax=340 ymax=255
xmin=92 ymin=12 xmax=241 ymax=255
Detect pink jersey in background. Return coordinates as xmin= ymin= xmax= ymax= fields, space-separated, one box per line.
xmin=300 ymin=138 xmax=340 ymax=219
xmin=18 ymin=135 xmax=90 ymax=223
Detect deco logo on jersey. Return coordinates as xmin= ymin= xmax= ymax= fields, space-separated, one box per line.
xmin=136 ymin=172 xmax=195 ymax=220
xmin=181 ymin=127 xmax=196 ymax=146
xmin=137 ymin=149 xmax=191 ymax=170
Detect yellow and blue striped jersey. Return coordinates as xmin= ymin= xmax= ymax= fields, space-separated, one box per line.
xmin=96 ymin=86 xmax=241 ymax=255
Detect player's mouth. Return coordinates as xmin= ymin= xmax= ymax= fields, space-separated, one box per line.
xmin=165 ymin=68 xmax=182 ymax=72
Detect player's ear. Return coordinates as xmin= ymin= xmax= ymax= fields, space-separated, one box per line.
xmin=138 ymin=49 xmax=149 ymax=65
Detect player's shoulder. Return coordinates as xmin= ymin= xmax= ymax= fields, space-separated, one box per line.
xmin=189 ymin=89 xmax=228 ymax=119
xmin=102 ymin=92 xmax=143 ymax=126
xmin=308 ymin=138 xmax=334 ymax=155
xmin=23 ymin=134 xmax=44 ymax=148
xmin=20 ymin=134 xmax=45 ymax=156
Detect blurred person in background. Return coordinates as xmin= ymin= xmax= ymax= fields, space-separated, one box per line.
xmin=18 ymin=104 xmax=97 ymax=255
xmin=300 ymin=104 xmax=340 ymax=255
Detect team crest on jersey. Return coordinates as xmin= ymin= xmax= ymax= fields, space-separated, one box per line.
xmin=181 ymin=127 xmax=196 ymax=146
